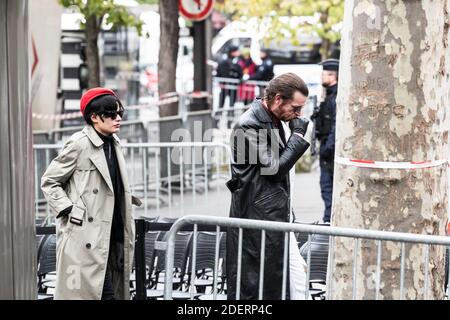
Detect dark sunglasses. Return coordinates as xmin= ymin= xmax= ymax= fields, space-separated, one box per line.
xmin=100 ymin=109 xmax=124 ymax=120
xmin=293 ymin=105 xmax=304 ymax=113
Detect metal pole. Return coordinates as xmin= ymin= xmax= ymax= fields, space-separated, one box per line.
xmin=203 ymin=147 xmax=208 ymax=197
xmin=180 ymin=148 xmax=184 ymax=207
xmin=281 ymin=232 xmax=289 ymax=300
xmin=134 ymin=219 xmax=147 ymax=300
xmin=236 ymin=228 xmax=243 ymax=300
xmin=327 ymin=235 xmax=335 ymax=300
xmin=258 ymin=230 xmax=266 ymax=300
xmin=305 ymin=234 xmax=311 ymax=300
xmin=167 ymin=147 xmax=172 ymax=209
xmin=192 ymin=146 xmax=196 ymax=202
xmin=213 ymin=226 xmax=220 ymax=300
xmin=130 ymin=146 xmax=135 ymax=194
xmin=216 ymin=147 xmax=220 ymax=192
xmin=189 ymin=224 xmax=198 ymax=299
xmin=143 ymin=148 xmax=148 ymax=216
xmin=155 ymin=148 xmax=160 ymax=212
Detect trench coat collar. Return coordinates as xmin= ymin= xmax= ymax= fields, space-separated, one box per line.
xmin=83 ymin=125 xmax=121 ymax=147
xmin=250 ymin=99 xmax=286 ymax=149
xmin=83 ymin=126 xmax=114 ymax=192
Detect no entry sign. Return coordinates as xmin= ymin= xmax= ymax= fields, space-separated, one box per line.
xmin=179 ymin=0 xmax=214 ymax=21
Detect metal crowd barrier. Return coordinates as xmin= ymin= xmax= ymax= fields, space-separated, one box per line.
xmin=159 ymin=215 xmax=450 ymax=300
xmin=133 ymin=219 xmax=219 ymax=300
xmin=212 ymin=77 xmax=269 ymax=128
xmin=33 ymin=142 xmax=231 ymax=220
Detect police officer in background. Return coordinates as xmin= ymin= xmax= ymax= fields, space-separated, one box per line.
xmin=249 ymin=48 xmax=275 ymax=82
xmin=217 ymin=45 xmax=243 ymax=109
xmin=312 ymin=58 xmax=339 ymax=223
xmin=246 ymin=48 xmax=275 ymax=101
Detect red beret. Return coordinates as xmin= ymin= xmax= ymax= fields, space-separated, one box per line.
xmin=80 ymin=87 xmax=117 ymax=116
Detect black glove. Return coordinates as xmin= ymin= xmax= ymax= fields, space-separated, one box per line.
xmin=289 ymin=117 xmax=310 ymax=137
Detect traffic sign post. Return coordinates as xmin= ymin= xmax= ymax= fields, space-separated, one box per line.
xmin=179 ymin=1 xmax=214 ymax=112
xmin=179 ymin=0 xmax=214 ymax=22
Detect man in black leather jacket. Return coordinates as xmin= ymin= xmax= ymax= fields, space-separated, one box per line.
xmin=226 ymin=72 xmax=310 ymax=300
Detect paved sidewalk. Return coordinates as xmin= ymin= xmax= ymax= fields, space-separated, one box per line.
xmin=292 ymin=167 xmax=324 ymax=223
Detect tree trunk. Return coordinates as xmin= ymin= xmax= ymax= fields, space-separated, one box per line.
xmin=329 ymin=0 xmax=449 ymax=300
xmin=321 ymin=38 xmax=331 ymax=60
xmin=320 ymin=11 xmax=331 ymax=60
xmin=85 ymin=14 xmax=101 ymax=88
xmin=158 ymin=0 xmax=179 ymax=117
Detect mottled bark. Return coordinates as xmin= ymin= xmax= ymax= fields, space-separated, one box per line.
xmin=85 ymin=14 xmax=101 ymax=88
xmin=329 ymin=0 xmax=450 ymax=300
xmin=158 ymin=0 xmax=179 ymax=117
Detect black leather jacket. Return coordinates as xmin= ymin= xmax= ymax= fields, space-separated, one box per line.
xmin=226 ymin=99 xmax=310 ymax=300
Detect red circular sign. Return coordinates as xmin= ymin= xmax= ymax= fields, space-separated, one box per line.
xmin=179 ymin=0 xmax=214 ymax=22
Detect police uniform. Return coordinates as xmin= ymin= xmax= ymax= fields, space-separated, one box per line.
xmin=315 ymin=59 xmax=339 ymax=223
xmin=250 ymin=54 xmax=274 ymax=81
xmin=217 ymin=46 xmax=243 ymax=109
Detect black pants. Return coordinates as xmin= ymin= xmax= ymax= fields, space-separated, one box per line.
xmin=101 ymin=268 xmax=115 ymax=300
xmin=101 ymin=240 xmax=125 ymax=300
xmin=219 ymin=88 xmax=237 ymax=109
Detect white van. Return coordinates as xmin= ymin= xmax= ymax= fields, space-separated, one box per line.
xmin=211 ymin=17 xmax=323 ymax=65
xmin=139 ymin=11 xmax=194 ymax=94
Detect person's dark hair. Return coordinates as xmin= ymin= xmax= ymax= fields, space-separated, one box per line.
xmin=83 ymin=94 xmax=124 ymax=125
xmin=264 ymin=72 xmax=309 ymax=106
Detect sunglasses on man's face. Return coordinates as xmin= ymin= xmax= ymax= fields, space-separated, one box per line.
xmin=101 ymin=109 xmax=124 ymax=120
xmin=293 ymin=105 xmax=303 ymax=113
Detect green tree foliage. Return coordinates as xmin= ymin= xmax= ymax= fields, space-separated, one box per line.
xmin=136 ymin=0 xmax=159 ymax=4
xmin=59 ymin=0 xmax=144 ymax=34
xmin=58 ymin=0 xmax=144 ymax=87
xmin=215 ymin=0 xmax=344 ymax=58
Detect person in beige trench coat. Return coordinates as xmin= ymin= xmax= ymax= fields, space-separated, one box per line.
xmin=41 ymin=88 xmax=140 ymax=300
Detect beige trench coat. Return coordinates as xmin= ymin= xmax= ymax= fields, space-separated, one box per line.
xmin=41 ymin=125 xmax=136 ymax=300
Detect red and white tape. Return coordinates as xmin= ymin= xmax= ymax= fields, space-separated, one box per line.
xmin=335 ymin=156 xmax=448 ymax=169
xmin=32 ymin=97 xmax=179 ymax=120
xmin=31 ymin=91 xmax=210 ymax=121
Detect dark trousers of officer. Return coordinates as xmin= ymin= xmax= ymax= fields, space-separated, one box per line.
xmin=219 ymin=87 xmax=237 ymax=127
xmin=319 ymin=165 xmax=333 ymax=223
xmin=219 ymin=86 xmax=237 ymax=110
